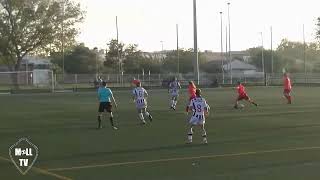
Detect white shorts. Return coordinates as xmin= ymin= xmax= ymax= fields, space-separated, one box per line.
xmin=136 ymin=99 xmax=147 ymax=110
xmin=189 ymin=114 xmax=205 ymax=125
xmin=170 ymin=89 xmax=179 ymax=97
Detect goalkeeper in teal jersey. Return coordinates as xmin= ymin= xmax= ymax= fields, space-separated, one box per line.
xmin=97 ymin=81 xmax=118 ymax=130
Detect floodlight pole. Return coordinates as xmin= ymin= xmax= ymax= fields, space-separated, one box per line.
xmin=220 ymin=12 xmax=224 ymax=84
xmin=260 ymin=32 xmax=266 ymax=86
xmin=227 ymin=2 xmax=232 ymax=84
xmin=94 ymin=47 xmax=98 ymax=77
xmin=271 ymin=26 xmax=274 ymax=74
xmin=116 ymin=16 xmax=120 ymax=75
xmin=61 ymin=0 xmax=65 ymax=82
xmin=176 ymin=24 xmax=180 ymax=75
xmin=193 ymin=0 xmax=200 ymax=85
xmin=303 ymin=24 xmax=307 ymax=84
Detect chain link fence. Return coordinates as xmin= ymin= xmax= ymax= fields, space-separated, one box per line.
xmin=1 ymin=71 xmax=320 ymax=92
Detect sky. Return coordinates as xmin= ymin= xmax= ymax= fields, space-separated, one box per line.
xmin=77 ymin=0 xmax=320 ymax=52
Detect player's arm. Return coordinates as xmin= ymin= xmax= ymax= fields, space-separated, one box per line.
xmin=178 ymin=82 xmax=181 ymax=89
xmin=110 ymin=91 xmax=118 ymax=108
xmin=144 ymin=88 xmax=148 ymax=97
xmin=132 ymin=92 xmax=136 ymax=102
xmin=186 ymin=100 xmax=193 ymax=112
xmin=204 ymin=100 xmax=210 ymax=116
xmin=112 ymin=95 xmax=118 ymax=108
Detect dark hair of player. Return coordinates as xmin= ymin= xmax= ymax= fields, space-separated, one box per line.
xmin=196 ymin=89 xmax=201 ymax=97
xmin=102 ymin=81 xmax=107 ymax=86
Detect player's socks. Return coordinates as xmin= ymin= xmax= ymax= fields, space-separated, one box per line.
xmin=97 ymin=116 xmax=102 ymax=129
xmin=138 ymin=113 xmax=146 ymax=124
xmin=202 ymin=133 xmax=208 ymax=144
xmin=187 ymin=128 xmax=193 ymax=143
xmin=187 ymin=133 xmax=193 ymax=143
xmin=171 ymin=100 xmax=175 ymax=108
xmin=288 ymin=96 xmax=292 ymax=104
xmin=109 ymin=117 xmax=115 ymax=127
xmin=173 ymin=101 xmax=177 ymax=110
xmin=145 ymin=112 xmax=152 ymax=122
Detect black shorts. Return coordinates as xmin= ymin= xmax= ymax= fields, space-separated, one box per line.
xmin=98 ymin=102 xmax=112 ymax=113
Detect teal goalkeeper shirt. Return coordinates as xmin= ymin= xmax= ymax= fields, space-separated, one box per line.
xmin=98 ymin=87 xmax=113 ymax=102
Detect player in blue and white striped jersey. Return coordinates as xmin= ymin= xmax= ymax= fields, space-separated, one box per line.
xmin=186 ymin=89 xmax=210 ymax=144
xmin=168 ymin=77 xmax=181 ymax=110
xmin=132 ymin=81 xmax=153 ymax=124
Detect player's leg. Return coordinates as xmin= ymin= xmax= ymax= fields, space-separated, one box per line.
xmin=170 ymin=96 xmax=175 ymax=109
xmin=247 ymin=96 xmax=258 ymax=106
xmin=200 ymin=124 xmax=208 ymax=144
xmin=187 ymin=124 xmax=194 ymax=144
xmin=97 ymin=112 xmax=103 ymax=129
xmin=287 ymin=91 xmax=292 ymax=104
xmin=137 ymin=108 xmax=146 ymax=124
xmin=109 ymin=112 xmax=118 ymax=130
xmin=234 ymin=97 xmax=240 ymax=109
xmin=106 ymin=102 xmax=117 ymax=129
xmin=144 ymin=108 xmax=153 ymax=122
xmin=97 ymin=102 xmax=104 ymax=129
xmin=171 ymin=95 xmax=178 ymax=110
xmin=284 ymin=90 xmax=292 ymax=104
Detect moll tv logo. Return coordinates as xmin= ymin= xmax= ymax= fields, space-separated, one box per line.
xmin=9 ymin=138 xmax=39 ymax=175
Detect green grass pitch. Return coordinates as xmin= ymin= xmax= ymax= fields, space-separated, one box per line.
xmin=1 ymin=86 xmax=320 ymax=180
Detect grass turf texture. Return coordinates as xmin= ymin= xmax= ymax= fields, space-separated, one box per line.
xmin=1 ymin=86 xmax=320 ymax=180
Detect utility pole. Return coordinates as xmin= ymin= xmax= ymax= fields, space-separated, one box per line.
xmin=193 ymin=0 xmax=200 ymax=85
xmin=176 ymin=24 xmax=180 ymax=75
xmin=220 ymin=12 xmax=224 ymax=84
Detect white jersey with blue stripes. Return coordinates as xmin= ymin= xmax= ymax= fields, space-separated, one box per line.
xmin=133 ymin=87 xmax=148 ymax=108
xmin=169 ymin=81 xmax=181 ymax=95
xmin=188 ymin=97 xmax=209 ymax=125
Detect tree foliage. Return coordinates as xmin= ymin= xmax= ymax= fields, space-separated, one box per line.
xmin=51 ymin=43 xmax=100 ymax=74
xmin=0 ymin=0 xmax=84 ymax=70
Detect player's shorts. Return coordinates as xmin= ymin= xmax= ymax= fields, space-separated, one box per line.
xmin=171 ymin=93 xmax=179 ymax=98
xmin=170 ymin=89 xmax=179 ymax=97
xmin=237 ymin=94 xmax=249 ymax=101
xmin=283 ymin=89 xmax=291 ymax=95
xmin=136 ymin=99 xmax=147 ymax=110
xmin=189 ymin=114 xmax=205 ymax=125
xmin=98 ymin=102 xmax=112 ymax=113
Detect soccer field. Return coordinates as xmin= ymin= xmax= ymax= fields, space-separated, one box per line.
xmin=1 ymin=86 xmax=320 ymax=180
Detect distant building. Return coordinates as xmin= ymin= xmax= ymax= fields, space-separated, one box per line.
xmin=223 ymin=59 xmax=263 ymax=78
xmin=0 ymin=56 xmax=53 ymax=86
xmin=21 ymin=56 xmax=52 ymax=71
xmin=223 ymin=59 xmax=257 ymax=74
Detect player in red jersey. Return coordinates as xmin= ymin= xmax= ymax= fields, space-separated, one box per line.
xmin=186 ymin=81 xmax=197 ymax=112
xmin=188 ymin=81 xmax=196 ymax=100
xmin=234 ymin=82 xmax=258 ymax=109
xmin=283 ymin=73 xmax=292 ymax=104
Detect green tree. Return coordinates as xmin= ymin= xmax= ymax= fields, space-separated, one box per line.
xmin=104 ymin=39 xmax=124 ymax=73
xmin=247 ymin=47 xmax=284 ymax=73
xmin=0 ymin=0 xmax=84 ymax=87
xmin=163 ymin=49 xmax=207 ymax=74
xmin=51 ymin=44 xmax=100 ymax=74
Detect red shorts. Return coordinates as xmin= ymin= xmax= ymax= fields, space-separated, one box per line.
xmin=237 ymin=94 xmax=249 ymax=101
xmin=283 ymin=89 xmax=291 ymax=95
